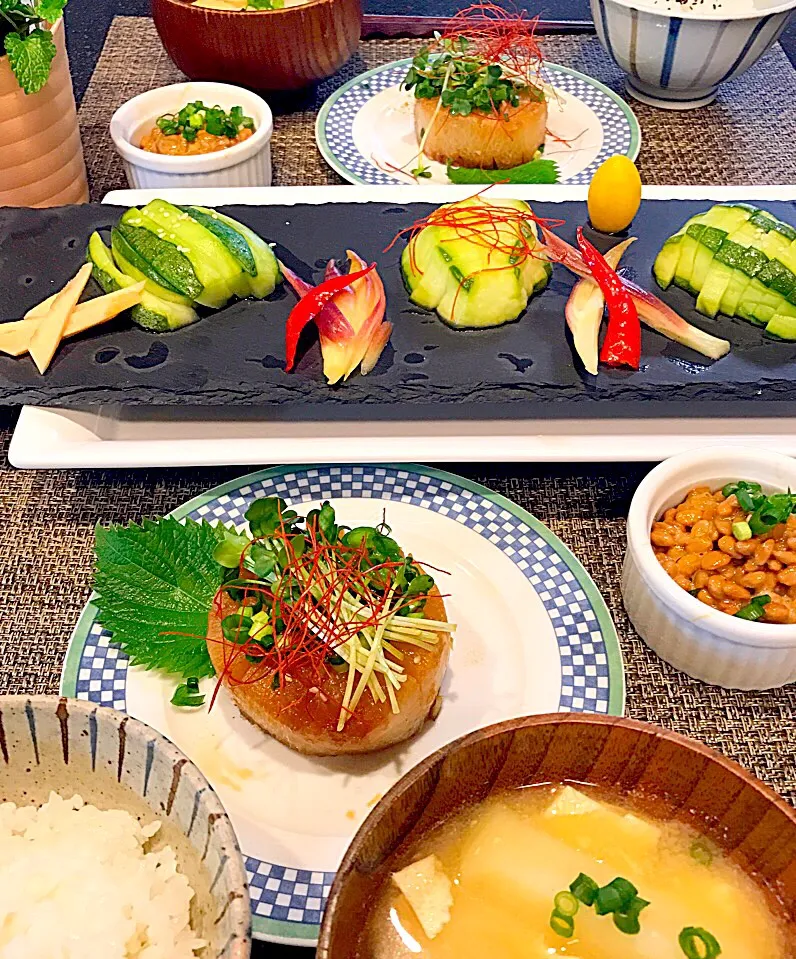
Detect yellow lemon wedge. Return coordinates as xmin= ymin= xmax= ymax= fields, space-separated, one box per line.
xmin=587 ymin=155 xmax=642 ymax=234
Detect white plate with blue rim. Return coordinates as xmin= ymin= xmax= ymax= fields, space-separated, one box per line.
xmin=61 ymin=463 xmax=624 ymax=946
xmin=316 ymin=59 xmax=641 ymax=186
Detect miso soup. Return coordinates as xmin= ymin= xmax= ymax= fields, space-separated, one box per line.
xmin=367 ymin=785 xmax=793 ymax=959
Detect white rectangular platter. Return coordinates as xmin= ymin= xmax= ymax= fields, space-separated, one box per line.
xmin=9 ymin=184 xmax=796 ymax=469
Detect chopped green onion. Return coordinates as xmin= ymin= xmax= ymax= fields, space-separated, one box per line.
xmin=553 ymin=891 xmax=579 ymax=918
xmin=549 ymin=911 xmax=575 ymax=938
xmin=569 ymin=872 xmax=599 ymax=906
xmin=747 ymin=490 xmax=796 ymax=536
xmin=153 ymin=100 xmax=254 ymax=144
xmin=679 ymin=926 xmax=722 ymax=958
xmin=734 ymin=594 xmax=771 ymax=621
xmin=595 ymin=877 xmax=637 ymax=915
xmin=735 ymin=488 xmax=757 ymax=512
xmin=722 ymin=480 xmax=762 ymax=499
xmin=613 ymin=911 xmax=641 ymax=935
xmin=613 ymin=896 xmax=649 ymax=935
xmin=689 ymin=839 xmax=714 ymax=866
xmin=221 ymin=613 xmax=251 ymax=643
xmin=171 ymin=677 xmax=205 ymax=708
xmin=731 ymin=521 xmax=752 ymax=541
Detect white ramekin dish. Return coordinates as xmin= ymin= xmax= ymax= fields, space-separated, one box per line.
xmin=623 ymin=446 xmax=796 ymax=690
xmin=590 ymin=0 xmax=796 ymax=109
xmin=110 ymin=81 xmax=273 ymax=190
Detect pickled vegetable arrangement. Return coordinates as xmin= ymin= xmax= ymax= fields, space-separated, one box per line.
xmin=653 ymin=203 xmax=796 ymax=339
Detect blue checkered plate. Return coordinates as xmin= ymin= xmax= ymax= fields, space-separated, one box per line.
xmin=316 ymin=60 xmax=641 ymax=186
xmin=61 ymin=464 xmax=624 ymax=946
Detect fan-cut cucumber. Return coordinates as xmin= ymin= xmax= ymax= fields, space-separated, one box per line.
xmin=136 ymin=201 xmax=245 ymax=306
xmin=189 ymin=206 xmax=280 ymax=299
xmin=116 ymin=214 xmax=203 ymax=299
xmin=88 ymin=232 xmax=199 ymax=332
xmin=111 ymin=228 xmax=196 ymax=305
xmin=181 ymin=206 xmax=257 ymax=277
xmin=402 ymin=197 xmax=549 ymax=329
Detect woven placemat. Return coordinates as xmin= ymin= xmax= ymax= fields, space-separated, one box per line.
xmin=0 ymin=407 xmax=793 ymax=808
xmin=78 ymin=17 xmax=796 ymax=198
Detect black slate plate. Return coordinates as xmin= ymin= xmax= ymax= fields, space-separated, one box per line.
xmin=2 ymin=198 xmax=796 ymax=418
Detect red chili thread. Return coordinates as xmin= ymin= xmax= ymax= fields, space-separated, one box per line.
xmin=198 ymin=505 xmax=449 ymax=716
xmin=386 ymin=194 xmax=564 ymax=321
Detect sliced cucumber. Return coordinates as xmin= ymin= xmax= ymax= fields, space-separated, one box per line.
xmin=773 ymin=220 xmax=796 ymax=242
xmin=702 ymin=204 xmax=755 ymax=234
xmin=690 ymin=225 xmax=725 ymax=293
xmin=673 ymin=230 xmax=704 ymax=293
xmin=437 ymin=258 xmax=528 ymax=329
xmin=136 ymin=200 xmax=244 ymax=307
xmin=738 ymin=277 xmax=784 ymax=324
xmin=653 ymin=235 xmax=683 ymax=290
xmin=401 ymin=244 xmax=450 ymax=309
xmin=111 ymin=229 xmax=195 ymax=306
xmin=714 ymin=225 xmax=769 ymax=313
xmin=181 ymin=206 xmax=257 ymax=277
xmin=88 ymin=232 xmax=199 ymax=332
xmin=757 ymin=258 xmax=796 ymax=299
xmin=114 ymin=219 xmax=202 ymax=300
xmin=189 ymin=206 xmax=280 ymax=299
xmin=748 ymin=210 xmax=778 ymax=233
xmin=131 ymin=300 xmax=201 ymax=333
xmin=696 ymin=260 xmax=734 ymax=318
xmin=766 ymin=311 xmax=796 ymax=339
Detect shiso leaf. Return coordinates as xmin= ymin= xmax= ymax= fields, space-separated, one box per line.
xmin=446 ymin=158 xmax=559 ymax=185
xmin=93 ymin=517 xmax=225 ymax=679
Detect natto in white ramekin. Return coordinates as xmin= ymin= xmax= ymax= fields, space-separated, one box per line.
xmin=623 ymin=446 xmax=796 ymax=690
xmin=110 ymin=81 xmax=273 ymax=191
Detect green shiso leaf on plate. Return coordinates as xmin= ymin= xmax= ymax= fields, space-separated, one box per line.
xmin=93 ymin=516 xmax=225 ymax=679
xmin=446 ymin=158 xmax=559 ymax=185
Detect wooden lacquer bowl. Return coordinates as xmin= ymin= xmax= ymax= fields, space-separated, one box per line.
xmin=318 ymin=713 xmax=796 ymax=958
xmin=151 ymin=0 xmax=362 ymax=92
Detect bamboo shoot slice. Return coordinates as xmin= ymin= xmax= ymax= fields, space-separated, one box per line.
xmin=0 ymin=283 xmax=145 ymax=359
xmin=29 ymin=264 xmax=93 ymax=374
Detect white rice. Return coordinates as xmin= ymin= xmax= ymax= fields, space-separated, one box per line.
xmin=0 ymin=792 xmax=206 ymax=959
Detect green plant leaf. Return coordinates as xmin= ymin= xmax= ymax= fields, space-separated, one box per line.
xmin=4 ymin=28 xmax=55 ymax=94
xmin=93 ymin=516 xmax=225 ymax=679
xmin=446 ymin=158 xmax=559 ymax=185
xmin=0 ymin=0 xmax=29 ymax=15
xmin=34 ymin=0 xmax=66 ymax=24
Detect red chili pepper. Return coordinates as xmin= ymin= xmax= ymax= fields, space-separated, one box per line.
xmin=284 ymin=264 xmax=375 ymax=371
xmin=576 ymin=227 xmax=641 ymax=370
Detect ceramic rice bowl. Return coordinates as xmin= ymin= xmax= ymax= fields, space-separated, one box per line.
xmin=0 ymin=695 xmax=251 ymax=958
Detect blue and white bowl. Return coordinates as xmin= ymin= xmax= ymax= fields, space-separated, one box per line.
xmin=591 ymin=0 xmax=796 ymax=109
xmin=0 ymin=695 xmax=251 ymax=959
